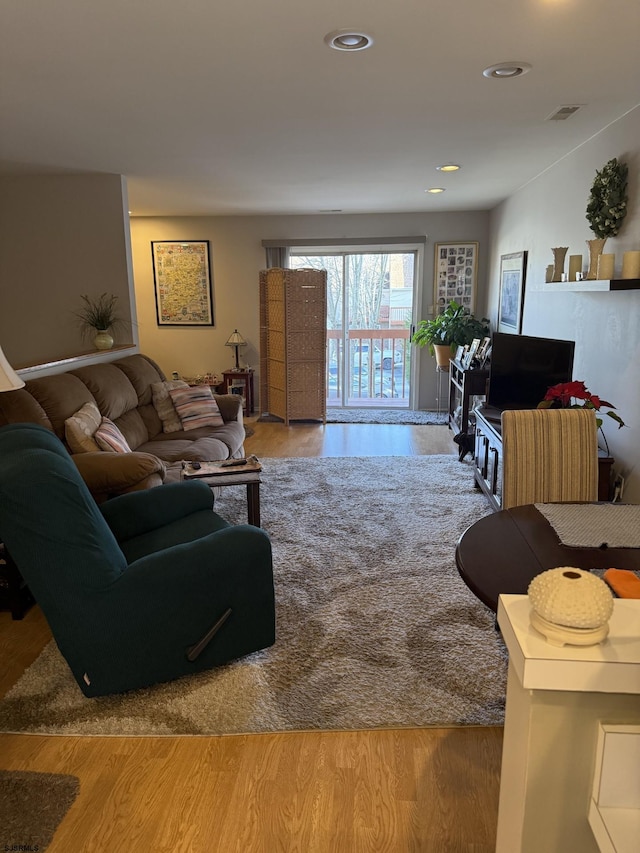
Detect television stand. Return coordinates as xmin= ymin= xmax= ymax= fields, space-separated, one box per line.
xmin=473 ymin=405 xmax=614 ymax=511
xmin=447 ymin=359 xmax=488 ymax=435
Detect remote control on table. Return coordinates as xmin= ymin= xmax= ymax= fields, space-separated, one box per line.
xmin=220 ymin=458 xmax=248 ymax=467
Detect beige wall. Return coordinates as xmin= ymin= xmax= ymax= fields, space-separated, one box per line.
xmin=486 ymin=106 xmax=640 ymax=501
xmin=130 ymin=211 xmax=490 ymax=409
xmin=0 ymin=173 xmax=136 ymax=369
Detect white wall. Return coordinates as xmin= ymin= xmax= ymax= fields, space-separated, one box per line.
xmin=0 ymin=173 xmax=136 ymax=368
xmin=130 ymin=211 xmax=490 ymax=410
xmin=486 ymin=106 xmax=640 ymax=501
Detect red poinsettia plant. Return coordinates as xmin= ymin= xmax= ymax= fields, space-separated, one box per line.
xmin=538 ymin=380 xmax=626 ymax=454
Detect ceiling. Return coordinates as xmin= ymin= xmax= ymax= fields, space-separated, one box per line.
xmin=1 ymin=0 xmax=639 ymax=217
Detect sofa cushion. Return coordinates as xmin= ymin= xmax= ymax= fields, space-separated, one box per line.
xmin=71 ymin=363 xmax=139 ymax=421
xmin=151 ymin=380 xmax=188 ymax=433
xmin=138 ymin=434 xmax=237 ymax=463
xmin=65 ymin=401 xmax=102 ymax=453
xmin=113 ymin=354 xmax=165 ymax=406
xmin=95 ymin=417 xmax=132 ymax=453
xmin=0 ymin=387 xmax=53 ymax=432
xmin=111 ymin=408 xmax=150 ymax=451
xmin=24 ymin=373 xmax=97 ymax=439
xmin=73 ymin=451 xmax=166 ymax=502
xmin=169 ymin=385 xmax=224 ymax=430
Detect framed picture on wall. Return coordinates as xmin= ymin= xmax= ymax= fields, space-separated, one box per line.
xmin=433 ymin=241 xmax=478 ymax=315
xmin=151 ymin=240 xmax=214 ymax=326
xmin=497 ymin=251 xmax=528 ymax=334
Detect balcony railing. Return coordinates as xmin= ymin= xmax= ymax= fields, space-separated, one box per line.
xmin=327 ymin=329 xmax=411 ymax=406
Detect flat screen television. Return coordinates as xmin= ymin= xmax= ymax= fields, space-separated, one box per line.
xmin=486 ymin=332 xmax=575 ymax=411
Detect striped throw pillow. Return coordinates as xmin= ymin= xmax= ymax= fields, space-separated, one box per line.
xmin=169 ymin=385 xmax=224 ymax=431
xmin=94 ymin=417 xmax=132 ymax=453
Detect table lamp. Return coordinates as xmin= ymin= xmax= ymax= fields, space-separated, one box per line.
xmin=225 ymin=330 xmax=247 ymax=371
xmin=0 ymin=345 xmax=25 ymax=391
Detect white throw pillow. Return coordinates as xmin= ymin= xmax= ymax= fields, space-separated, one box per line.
xmin=151 ymin=380 xmax=188 ymax=433
xmin=64 ymin=400 xmax=102 ymax=453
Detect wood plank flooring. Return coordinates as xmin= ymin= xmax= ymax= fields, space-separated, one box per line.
xmin=0 ymin=420 xmax=502 ymax=853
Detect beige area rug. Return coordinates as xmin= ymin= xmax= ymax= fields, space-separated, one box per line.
xmin=0 ymin=770 xmax=80 ymax=851
xmin=0 ymin=456 xmax=506 ymax=736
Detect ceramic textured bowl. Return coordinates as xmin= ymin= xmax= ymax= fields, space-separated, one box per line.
xmin=528 ymin=567 xmax=614 ymax=629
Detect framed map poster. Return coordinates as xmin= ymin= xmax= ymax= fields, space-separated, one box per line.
xmin=151 ymin=241 xmax=214 ymax=326
xmin=433 ymin=242 xmax=478 ymax=315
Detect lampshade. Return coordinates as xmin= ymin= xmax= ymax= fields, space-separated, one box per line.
xmin=225 ymin=330 xmax=247 ymax=348
xmin=0 ymin=345 xmax=25 ymax=391
xmin=225 ymin=330 xmax=247 ymax=370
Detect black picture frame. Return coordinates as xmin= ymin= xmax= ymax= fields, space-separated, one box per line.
xmin=151 ymin=240 xmax=214 ymax=326
xmin=498 ymin=251 xmax=527 ymax=334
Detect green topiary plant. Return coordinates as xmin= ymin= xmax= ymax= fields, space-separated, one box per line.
xmin=585 ymin=157 xmax=628 ymax=239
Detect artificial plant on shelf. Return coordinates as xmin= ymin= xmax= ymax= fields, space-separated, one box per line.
xmin=74 ymin=292 xmax=127 ymax=350
xmin=585 ymin=157 xmax=628 ymax=279
xmin=585 ymin=158 xmax=628 ymax=239
xmin=538 ymin=380 xmax=626 ymax=455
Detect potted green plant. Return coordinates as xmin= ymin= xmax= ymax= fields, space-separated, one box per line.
xmin=74 ymin=293 xmax=126 ymax=350
xmin=412 ymin=300 xmax=490 ymax=369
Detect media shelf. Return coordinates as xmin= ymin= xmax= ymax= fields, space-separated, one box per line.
xmin=447 ymin=359 xmax=488 ymax=434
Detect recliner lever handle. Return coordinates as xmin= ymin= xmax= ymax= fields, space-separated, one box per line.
xmin=186 ymin=607 xmax=232 ymax=662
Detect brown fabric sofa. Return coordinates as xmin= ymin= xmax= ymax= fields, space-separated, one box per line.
xmin=0 ymin=354 xmax=245 ymax=500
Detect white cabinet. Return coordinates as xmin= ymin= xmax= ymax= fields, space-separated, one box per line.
xmin=589 ymin=724 xmax=640 ymax=853
xmin=496 ymin=596 xmax=640 ymax=853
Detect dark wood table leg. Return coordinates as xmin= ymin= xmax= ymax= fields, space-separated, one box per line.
xmin=246 ymin=481 xmax=261 ymax=527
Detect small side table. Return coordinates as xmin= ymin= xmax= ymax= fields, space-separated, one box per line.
xmin=182 ymin=462 xmax=262 ymax=527
xmin=222 ymin=370 xmax=254 ymax=415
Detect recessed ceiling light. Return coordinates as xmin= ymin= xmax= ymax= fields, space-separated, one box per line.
xmin=436 ymin=164 xmax=461 ymax=172
xmin=482 ymin=61 xmax=532 ymax=79
xmin=324 ymin=30 xmax=374 ymax=51
xmin=425 ymin=188 xmax=445 ymax=194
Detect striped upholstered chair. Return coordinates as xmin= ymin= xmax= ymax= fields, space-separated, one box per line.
xmin=501 ymin=408 xmax=599 ymax=510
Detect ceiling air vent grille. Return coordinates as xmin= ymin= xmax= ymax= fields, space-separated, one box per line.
xmin=546 ymin=105 xmax=582 ymax=121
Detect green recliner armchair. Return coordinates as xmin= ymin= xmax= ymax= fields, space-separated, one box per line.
xmin=0 ymin=423 xmax=275 ymax=697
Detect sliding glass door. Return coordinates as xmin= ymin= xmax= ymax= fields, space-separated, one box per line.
xmin=289 ymin=248 xmax=417 ymax=408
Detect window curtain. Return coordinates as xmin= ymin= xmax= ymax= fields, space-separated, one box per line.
xmin=264 ymin=246 xmax=289 ymax=269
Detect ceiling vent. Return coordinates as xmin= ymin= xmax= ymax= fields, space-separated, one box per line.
xmin=546 ymin=105 xmax=582 ymax=121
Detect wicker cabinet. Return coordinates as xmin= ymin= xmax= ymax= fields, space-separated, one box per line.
xmin=259 ymin=268 xmax=327 ymax=424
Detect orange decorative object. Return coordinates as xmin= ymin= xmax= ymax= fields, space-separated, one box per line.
xmin=603 ymin=568 xmax=640 ymax=599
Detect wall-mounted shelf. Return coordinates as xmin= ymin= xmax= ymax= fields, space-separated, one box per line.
xmin=16 ymin=344 xmax=138 ymax=378
xmin=545 ymin=278 xmax=640 ymax=292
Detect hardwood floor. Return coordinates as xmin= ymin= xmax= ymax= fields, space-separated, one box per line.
xmin=0 ymin=420 xmax=502 ymax=852
xmin=243 ymin=420 xmax=458 ymax=458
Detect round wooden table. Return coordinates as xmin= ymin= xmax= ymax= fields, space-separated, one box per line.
xmin=455 ymin=504 xmax=640 ymax=612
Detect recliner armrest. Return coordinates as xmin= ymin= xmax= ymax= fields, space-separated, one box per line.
xmin=100 ymin=480 xmax=214 ymax=539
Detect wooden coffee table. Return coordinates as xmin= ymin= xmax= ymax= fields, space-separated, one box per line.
xmin=182 ymin=458 xmax=263 ymax=527
xmin=456 ymin=503 xmax=640 ymax=612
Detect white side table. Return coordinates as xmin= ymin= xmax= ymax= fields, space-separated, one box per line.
xmin=495 ymin=594 xmax=640 ymax=853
